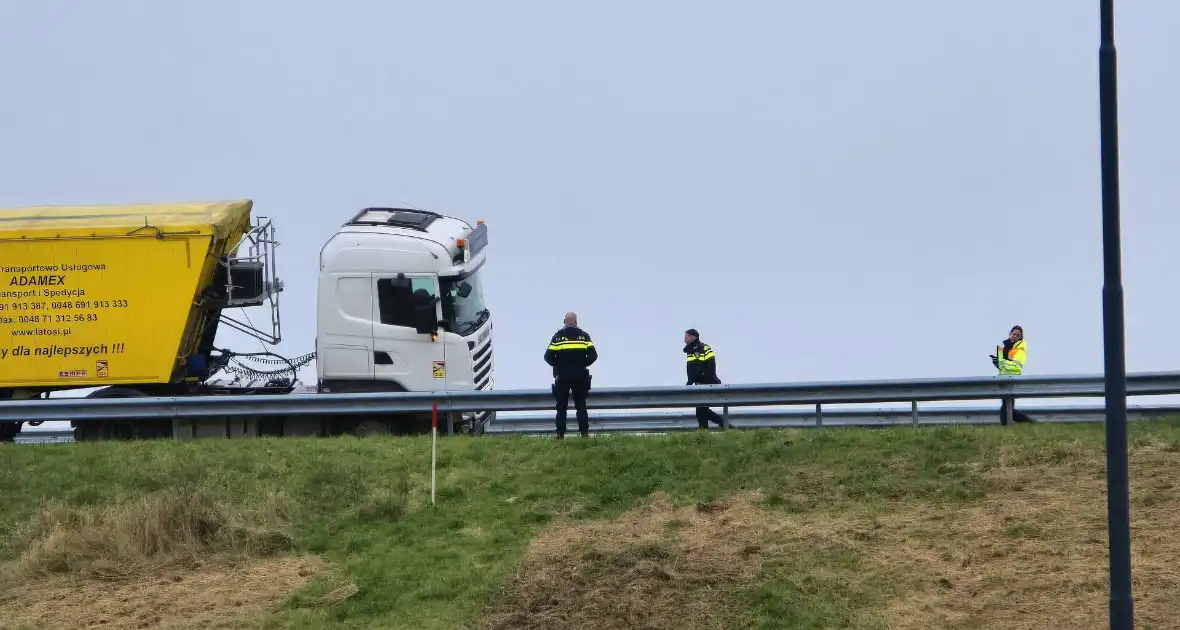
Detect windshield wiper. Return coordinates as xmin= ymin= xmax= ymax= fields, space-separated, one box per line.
xmin=458 ymin=310 xmax=491 ymax=335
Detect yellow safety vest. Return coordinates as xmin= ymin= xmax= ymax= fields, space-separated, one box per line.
xmin=996 ymin=340 xmax=1026 ymax=376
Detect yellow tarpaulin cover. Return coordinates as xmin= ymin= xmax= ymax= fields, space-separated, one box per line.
xmin=0 ymin=200 xmax=253 ymax=240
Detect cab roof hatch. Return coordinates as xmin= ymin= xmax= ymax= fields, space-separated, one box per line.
xmin=345 ymin=207 xmax=443 ymax=232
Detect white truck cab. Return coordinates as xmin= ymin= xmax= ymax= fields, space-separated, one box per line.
xmin=316 ymin=207 xmax=494 ymax=430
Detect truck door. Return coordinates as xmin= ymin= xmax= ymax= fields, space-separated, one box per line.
xmin=371 ymin=273 xmax=445 ymax=391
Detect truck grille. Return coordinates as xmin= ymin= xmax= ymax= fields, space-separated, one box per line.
xmin=472 ymin=338 xmax=494 ymax=390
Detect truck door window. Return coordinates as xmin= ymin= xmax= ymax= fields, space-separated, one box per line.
xmin=376 ymin=277 xmax=436 ymax=328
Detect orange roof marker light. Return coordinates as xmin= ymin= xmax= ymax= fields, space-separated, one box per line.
xmin=456 ymin=237 xmax=471 ymax=263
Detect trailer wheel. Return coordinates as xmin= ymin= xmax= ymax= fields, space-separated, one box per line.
xmin=0 ymin=389 xmax=21 ymax=442
xmin=79 ymin=387 xmax=172 ymax=441
xmin=352 ymin=419 xmax=393 ymax=437
xmin=73 ymin=419 xmax=105 ymax=442
xmin=0 ymin=421 xmax=20 ymax=442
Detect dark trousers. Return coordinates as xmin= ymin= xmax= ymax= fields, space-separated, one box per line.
xmin=695 ymin=405 xmax=724 ymax=429
xmin=999 ymin=396 xmax=1035 ymax=425
xmin=690 ymin=378 xmax=725 ymax=429
xmin=553 ymin=373 xmax=590 ymax=436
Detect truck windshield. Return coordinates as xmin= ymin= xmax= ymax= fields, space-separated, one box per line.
xmin=441 ymin=269 xmax=490 ymax=336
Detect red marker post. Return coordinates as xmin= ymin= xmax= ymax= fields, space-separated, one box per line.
xmin=431 ymin=402 xmax=438 ymax=506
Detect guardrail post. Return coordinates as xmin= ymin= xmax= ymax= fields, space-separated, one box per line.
xmin=911 ymin=400 xmax=919 ymax=426
xmin=1002 ymin=397 xmax=1014 ymax=426
xmin=722 ymin=405 xmax=729 ymax=430
xmin=815 ymin=403 xmax=823 ymax=427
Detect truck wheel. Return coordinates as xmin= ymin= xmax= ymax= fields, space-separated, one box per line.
xmin=73 ymin=419 xmax=108 ymax=442
xmin=81 ymin=387 xmax=172 ymax=441
xmin=0 ymin=421 xmax=20 ymax=442
xmin=472 ymin=411 xmax=495 ymax=436
xmin=352 ymin=419 xmax=393 ymax=437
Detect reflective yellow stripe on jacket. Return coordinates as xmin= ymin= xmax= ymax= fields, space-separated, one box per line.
xmin=548 ymin=339 xmax=593 ymax=351
xmin=686 ymin=344 xmax=715 ymax=362
xmin=997 ymin=340 xmax=1026 ymax=376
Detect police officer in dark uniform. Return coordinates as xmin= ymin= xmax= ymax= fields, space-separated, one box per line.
xmin=684 ymin=328 xmax=725 ymax=429
xmin=544 ymin=312 xmax=598 ymax=438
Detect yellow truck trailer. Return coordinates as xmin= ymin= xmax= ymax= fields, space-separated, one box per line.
xmin=0 ymin=200 xmax=497 ymax=441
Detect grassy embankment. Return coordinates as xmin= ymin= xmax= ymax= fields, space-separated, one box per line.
xmin=2 ymin=421 xmax=1180 ymax=629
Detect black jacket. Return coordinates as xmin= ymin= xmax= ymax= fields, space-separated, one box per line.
xmin=684 ymin=339 xmax=720 ymax=385
xmin=544 ymin=325 xmax=598 ymax=378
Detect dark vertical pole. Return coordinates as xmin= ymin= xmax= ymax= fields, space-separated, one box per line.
xmin=1098 ymin=0 xmax=1134 ymax=628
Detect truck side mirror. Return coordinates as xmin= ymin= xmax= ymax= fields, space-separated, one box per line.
xmin=411 ymin=288 xmax=440 ymax=335
xmin=412 ymin=303 xmax=437 ymax=335
xmin=413 ymin=317 xmax=436 ymax=335
xmin=457 ymin=281 xmax=472 ymax=298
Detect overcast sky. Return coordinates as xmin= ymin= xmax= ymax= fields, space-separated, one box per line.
xmin=1 ymin=1 xmax=1178 ymax=405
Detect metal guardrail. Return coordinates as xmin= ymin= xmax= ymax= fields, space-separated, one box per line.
xmin=488 ymin=404 xmax=1180 ymax=433
xmin=495 ymin=405 xmax=1180 ymax=434
xmin=1 ymin=370 xmax=1180 ymax=423
xmin=13 ymin=404 xmax=1180 ymax=443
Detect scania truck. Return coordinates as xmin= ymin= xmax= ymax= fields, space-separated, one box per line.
xmin=0 ymin=200 xmax=495 ymax=441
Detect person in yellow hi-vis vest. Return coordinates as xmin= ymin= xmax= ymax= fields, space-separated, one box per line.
xmin=990 ymin=325 xmax=1034 ymax=424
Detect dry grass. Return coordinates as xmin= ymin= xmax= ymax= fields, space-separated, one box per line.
xmin=480 ymin=490 xmax=776 ymax=630
xmin=848 ymin=437 xmax=1180 ymax=629
xmin=479 ymin=436 xmax=1180 ymax=630
xmin=0 ymin=487 xmax=333 ymax=630
xmin=0 ymin=555 xmax=324 ymax=630
xmin=1 ymin=487 xmax=293 ymax=581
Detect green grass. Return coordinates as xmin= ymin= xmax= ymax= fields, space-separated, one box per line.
xmin=2 ymin=420 xmax=1179 ymax=629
